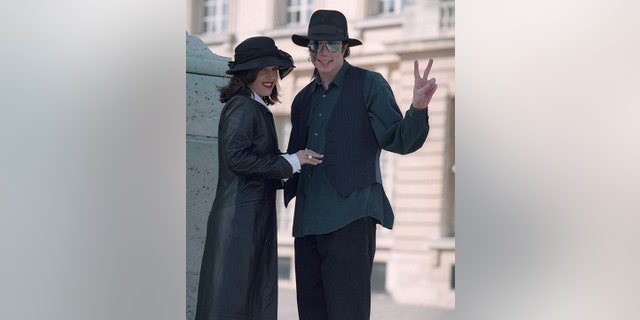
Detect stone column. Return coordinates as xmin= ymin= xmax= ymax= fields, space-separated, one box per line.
xmin=185 ymin=32 xmax=230 ymax=320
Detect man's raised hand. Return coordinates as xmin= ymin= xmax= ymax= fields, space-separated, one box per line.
xmin=412 ymin=59 xmax=438 ymax=109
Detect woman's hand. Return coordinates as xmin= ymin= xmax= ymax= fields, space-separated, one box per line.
xmin=296 ymin=149 xmax=323 ymax=165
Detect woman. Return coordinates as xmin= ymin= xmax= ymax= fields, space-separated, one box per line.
xmin=195 ymin=36 xmax=322 ymax=320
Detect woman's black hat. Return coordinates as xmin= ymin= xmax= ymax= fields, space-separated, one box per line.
xmin=226 ymin=36 xmax=295 ymax=79
xmin=291 ymin=10 xmax=362 ymax=47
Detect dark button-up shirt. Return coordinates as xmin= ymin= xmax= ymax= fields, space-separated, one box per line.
xmin=292 ymin=62 xmax=429 ymax=237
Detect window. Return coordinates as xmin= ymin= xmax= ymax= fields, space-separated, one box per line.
xmin=285 ymin=0 xmax=314 ymax=26
xmin=439 ymin=0 xmax=455 ymax=35
xmin=373 ymin=0 xmax=407 ymax=16
xmin=202 ymin=0 xmax=228 ymax=34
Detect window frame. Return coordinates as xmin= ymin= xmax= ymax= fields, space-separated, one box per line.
xmin=284 ymin=0 xmax=314 ymax=27
xmin=202 ymin=0 xmax=229 ymax=35
xmin=371 ymin=0 xmax=407 ymax=16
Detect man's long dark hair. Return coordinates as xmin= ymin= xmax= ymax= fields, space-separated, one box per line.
xmin=219 ymin=69 xmax=281 ymax=105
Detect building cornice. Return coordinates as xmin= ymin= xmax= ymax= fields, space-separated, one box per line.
xmin=385 ymin=38 xmax=455 ymax=55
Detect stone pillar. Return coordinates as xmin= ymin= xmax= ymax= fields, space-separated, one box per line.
xmin=185 ymin=32 xmax=230 ymax=320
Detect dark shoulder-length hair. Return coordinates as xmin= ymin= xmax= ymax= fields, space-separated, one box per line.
xmin=219 ymin=69 xmax=281 ymax=105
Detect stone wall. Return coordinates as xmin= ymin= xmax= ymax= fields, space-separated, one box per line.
xmin=185 ymin=32 xmax=230 ymax=320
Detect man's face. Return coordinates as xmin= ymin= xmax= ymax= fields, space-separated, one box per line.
xmin=308 ymin=40 xmax=346 ymax=76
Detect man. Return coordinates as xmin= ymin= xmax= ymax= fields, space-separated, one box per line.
xmin=285 ymin=9 xmax=438 ymax=320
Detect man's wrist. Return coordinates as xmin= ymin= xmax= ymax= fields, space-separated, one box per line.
xmin=408 ymin=104 xmax=428 ymax=118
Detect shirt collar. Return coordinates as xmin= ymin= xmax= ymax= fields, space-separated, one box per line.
xmin=312 ymin=61 xmax=350 ymax=91
xmin=251 ymin=89 xmax=271 ymax=111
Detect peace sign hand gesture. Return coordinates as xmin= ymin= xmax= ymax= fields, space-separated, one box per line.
xmin=412 ymin=59 xmax=438 ymax=110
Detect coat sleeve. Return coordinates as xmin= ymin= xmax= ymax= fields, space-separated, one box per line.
xmin=220 ymin=97 xmax=293 ymax=179
xmin=283 ymin=90 xmax=308 ymax=206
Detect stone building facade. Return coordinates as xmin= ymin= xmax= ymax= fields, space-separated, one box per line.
xmin=186 ymin=0 xmax=455 ymax=314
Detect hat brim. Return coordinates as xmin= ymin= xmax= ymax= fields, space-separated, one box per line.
xmin=292 ymin=34 xmax=362 ymax=48
xmin=226 ymin=55 xmax=294 ymax=79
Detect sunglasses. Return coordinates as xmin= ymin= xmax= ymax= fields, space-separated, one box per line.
xmin=307 ymin=40 xmax=343 ymax=53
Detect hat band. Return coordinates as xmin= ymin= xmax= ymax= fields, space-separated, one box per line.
xmin=308 ymin=24 xmax=347 ymax=38
xmin=238 ymin=47 xmax=279 ymax=65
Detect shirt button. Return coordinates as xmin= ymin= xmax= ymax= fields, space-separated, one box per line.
xmin=322 ymin=94 xmax=326 ymax=98
xmin=314 ymin=133 xmax=318 ymax=136
xmin=318 ymin=113 xmax=322 ymax=117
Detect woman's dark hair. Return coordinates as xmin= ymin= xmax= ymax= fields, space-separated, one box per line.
xmin=219 ymin=69 xmax=281 ymax=105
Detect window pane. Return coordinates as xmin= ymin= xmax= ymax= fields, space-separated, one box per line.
xmin=373 ymin=0 xmax=406 ymax=16
xmin=285 ymin=0 xmax=313 ymax=25
xmin=202 ymin=0 xmax=228 ymax=33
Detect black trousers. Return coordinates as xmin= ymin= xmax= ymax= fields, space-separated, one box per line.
xmin=294 ymin=217 xmax=377 ymax=320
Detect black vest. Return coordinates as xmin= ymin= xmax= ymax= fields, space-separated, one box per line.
xmin=285 ymin=65 xmax=381 ymax=205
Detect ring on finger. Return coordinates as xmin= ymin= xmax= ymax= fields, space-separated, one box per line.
xmin=307 ymin=154 xmax=312 ymax=159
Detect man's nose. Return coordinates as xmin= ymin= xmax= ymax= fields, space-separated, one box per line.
xmin=318 ymin=42 xmax=329 ymax=53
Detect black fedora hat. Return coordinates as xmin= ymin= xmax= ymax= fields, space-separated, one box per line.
xmin=227 ymin=36 xmax=295 ymax=79
xmin=291 ymin=10 xmax=362 ymax=47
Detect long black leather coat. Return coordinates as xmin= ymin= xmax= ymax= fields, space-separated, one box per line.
xmin=195 ymin=94 xmax=293 ymax=320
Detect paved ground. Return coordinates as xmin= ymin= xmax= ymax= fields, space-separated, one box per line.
xmin=278 ymin=287 xmax=454 ymax=320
